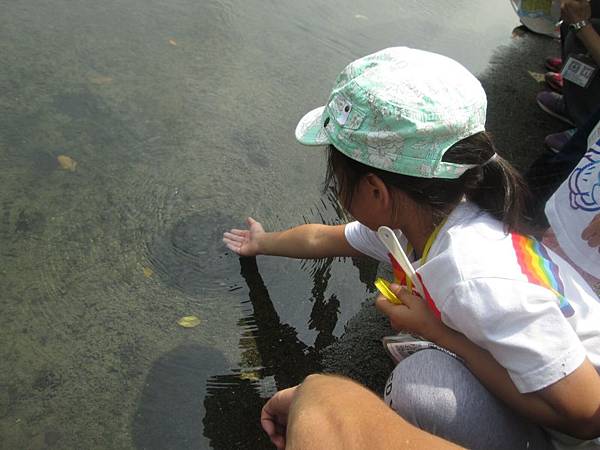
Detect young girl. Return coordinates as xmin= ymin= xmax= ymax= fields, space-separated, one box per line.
xmin=223 ymin=47 xmax=600 ymax=450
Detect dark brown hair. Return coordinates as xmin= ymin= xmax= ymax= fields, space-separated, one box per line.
xmin=324 ymin=132 xmax=531 ymax=233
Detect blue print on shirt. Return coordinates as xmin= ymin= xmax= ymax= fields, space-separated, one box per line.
xmin=569 ymin=145 xmax=600 ymax=212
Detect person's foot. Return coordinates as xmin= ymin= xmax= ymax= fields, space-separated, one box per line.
xmin=545 ymin=56 xmax=562 ymax=72
xmin=544 ymin=128 xmax=577 ymax=153
xmin=544 ymin=72 xmax=563 ymax=92
xmin=536 ymin=91 xmax=574 ymax=125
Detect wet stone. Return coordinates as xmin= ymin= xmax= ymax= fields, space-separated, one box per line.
xmin=231 ymin=130 xmax=270 ymax=168
xmin=44 ymin=429 xmax=62 ymax=447
xmin=15 ymin=210 xmax=46 ymax=235
xmin=53 ymin=92 xmax=102 ymax=120
xmin=32 ymin=369 xmax=61 ymax=392
xmin=28 ymin=433 xmax=46 ymax=450
xmin=31 ymin=151 xmax=58 ymax=176
xmin=0 ymin=385 xmax=10 ymax=418
xmin=148 ymin=213 xmax=236 ymax=296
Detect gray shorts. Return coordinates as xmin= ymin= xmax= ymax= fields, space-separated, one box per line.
xmin=383 ymin=349 xmax=554 ymax=450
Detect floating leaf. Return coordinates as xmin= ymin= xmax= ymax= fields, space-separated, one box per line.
xmin=143 ymin=267 xmax=154 ymax=278
xmin=177 ymin=315 xmax=201 ymax=328
xmin=57 ymin=155 xmax=77 ymax=172
xmin=168 ymin=39 xmax=177 ymax=46
xmin=239 ymin=371 xmax=261 ymax=381
xmin=527 ymin=70 xmax=545 ymax=83
xmin=89 ymin=75 xmax=113 ymax=85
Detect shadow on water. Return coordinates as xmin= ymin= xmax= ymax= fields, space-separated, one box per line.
xmin=132 ymin=344 xmax=227 ymax=450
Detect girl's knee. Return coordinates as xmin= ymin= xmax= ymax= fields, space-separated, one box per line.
xmin=383 ymin=350 xmax=462 ymax=428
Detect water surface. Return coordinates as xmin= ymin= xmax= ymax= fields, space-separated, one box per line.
xmin=0 ymin=1 xmax=520 ymax=448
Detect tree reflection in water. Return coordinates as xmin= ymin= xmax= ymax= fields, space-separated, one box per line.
xmin=202 ymin=256 xmax=322 ymax=449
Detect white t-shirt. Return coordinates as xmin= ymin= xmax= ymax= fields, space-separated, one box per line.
xmin=345 ymin=202 xmax=600 ymax=394
xmin=545 ymin=119 xmax=600 ymax=279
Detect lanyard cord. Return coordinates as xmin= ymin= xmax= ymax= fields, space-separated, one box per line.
xmin=397 ymin=219 xmax=446 ymax=292
xmin=405 ymin=218 xmax=447 ymax=265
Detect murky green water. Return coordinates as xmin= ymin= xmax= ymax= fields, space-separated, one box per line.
xmin=1 ymin=1 xmax=521 ymax=448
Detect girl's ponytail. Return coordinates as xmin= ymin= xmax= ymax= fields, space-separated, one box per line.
xmin=464 ymin=152 xmax=531 ymax=233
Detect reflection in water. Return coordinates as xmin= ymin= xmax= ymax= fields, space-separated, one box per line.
xmin=237 ymin=257 xmax=321 ymax=387
xmin=201 ymin=186 xmax=356 ymax=447
xmin=300 ymin=186 xmax=378 ymax=350
xmin=202 ymin=257 xmax=323 ymax=449
xmin=203 ymin=374 xmax=271 ymax=450
xmin=350 ymin=256 xmax=378 ymax=293
xmin=305 ymin=257 xmax=340 ymax=351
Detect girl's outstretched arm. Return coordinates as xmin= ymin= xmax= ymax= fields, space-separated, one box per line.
xmin=223 ymin=217 xmax=363 ymax=259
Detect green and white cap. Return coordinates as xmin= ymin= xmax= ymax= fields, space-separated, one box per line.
xmin=295 ymin=47 xmax=487 ymax=179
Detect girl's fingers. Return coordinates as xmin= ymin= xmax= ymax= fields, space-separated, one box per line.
xmin=390 ymin=284 xmax=420 ymax=306
xmin=223 ymin=231 xmax=246 ymax=243
xmin=228 ymin=229 xmax=249 ymax=237
xmin=375 ymin=297 xmax=411 ymax=332
xmin=224 ymin=241 xmax=241 ymax=253
xmin=375 ymin=295 xmax=407 ymax=316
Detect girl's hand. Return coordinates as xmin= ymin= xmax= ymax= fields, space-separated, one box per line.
xmin=581 ymin=213 xmax=600 ymax=250
xmin=375 ymin=284 xmax=447 ymax=343
xmin=561 ymin=0 xmax=591 ymax=24
xmin=223 ymin=217 xmax=265 ymax=257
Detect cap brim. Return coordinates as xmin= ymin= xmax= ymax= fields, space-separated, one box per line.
xmin=295 ymin=106 xmax=330 ymax=146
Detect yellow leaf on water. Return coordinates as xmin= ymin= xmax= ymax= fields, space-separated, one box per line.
xmin=527 ymin=70 xmax=545 ymax=83
xmin=143 ymin=267 xmax=154 ymax=278
xmin=57 ymin=155 xmax=77 ymax=172
xmin=168 ymin=39 xmax=177 ymax=46
xmin=239 ymin=371 xmax=261 ymax=381
xmin=177 ymin=315 xmax=201 ymax=328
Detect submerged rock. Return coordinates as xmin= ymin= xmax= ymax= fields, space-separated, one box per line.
xmin=147 ymin=213 xmax=234 ymax=296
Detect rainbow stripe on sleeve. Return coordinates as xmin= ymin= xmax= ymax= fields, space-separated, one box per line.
xmin=511 ymin=234 xmax=574 ymax=317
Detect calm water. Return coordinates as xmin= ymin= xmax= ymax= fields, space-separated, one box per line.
xmin=0 ymin=1 xmax=520 ymax=448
